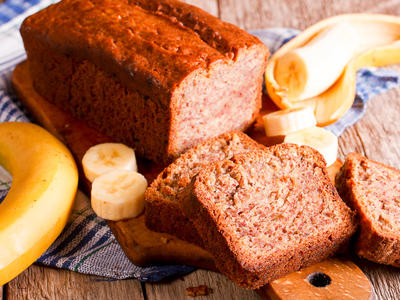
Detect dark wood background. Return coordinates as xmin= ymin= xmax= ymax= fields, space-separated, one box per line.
xmin=3 ymin=0 xmax=400 ymax=299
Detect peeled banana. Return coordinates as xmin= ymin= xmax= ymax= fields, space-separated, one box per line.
xmin=274 ymin=22 xmax=359 ymax=101
xmin=266 ymin=14 xmax=400 ymax=126
xmin=82 ymin=143 xmax=137 ymax=182
xmin=0 ymin=122 xmax=78 ymax=285
xmin=262 ymin=106 xmax=316 ymax=137
xmin=284 ymin=126 xmax=338 ymax=166
xmin=91 ymin=170 xmax=148 ymax=221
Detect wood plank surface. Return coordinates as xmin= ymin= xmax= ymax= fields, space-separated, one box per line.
xmin=145 ymin=270 xmax=259 ymax=300
xmin=4 ymin=0 xmax=400 ymax=299
xmin=5 ymin=265 xmax=144 ymax=300
xmin=219 ymin=0 xmax=400 ymax=30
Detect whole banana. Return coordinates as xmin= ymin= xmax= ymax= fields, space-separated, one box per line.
xmin=0 ymin=122 xmax=78 ymax=285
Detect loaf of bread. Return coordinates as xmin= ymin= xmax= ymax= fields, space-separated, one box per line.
xmin=336 ymin=153 xmax=400 ymax=267
xmin=20 ymin=0 xmax=269 ymax=163
xmin=145 ymin=131 xmax=265 ymax=245
xmin=184 ymin=144 xmax=356 ymax=289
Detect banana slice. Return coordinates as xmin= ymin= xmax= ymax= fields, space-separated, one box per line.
xmin=82 ymin=143 xmax=137 ymax=182
xmin=91 ymin=170 xmax=148 ymax=221
xmin=284 ymin=126 xmax=338 ymax=166
xmin=262 ymin=106 xmax=316 ymax=137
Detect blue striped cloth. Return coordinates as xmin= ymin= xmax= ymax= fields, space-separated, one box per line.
xmin=0 ymin=0 xmax=399 ymax=282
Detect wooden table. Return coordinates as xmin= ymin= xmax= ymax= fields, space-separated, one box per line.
xmin=2 ymin=0 xmax=400 ymax=299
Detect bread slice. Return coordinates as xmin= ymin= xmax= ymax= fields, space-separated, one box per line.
xmin=144 ymin=131 xmax=266 ymax=245
xmin=336 ymin=152 xmax=400 ymax=267
xmin=184 ymin=144 xmax=356 ymax=289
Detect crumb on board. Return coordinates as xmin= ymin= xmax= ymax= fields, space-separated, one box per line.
xmin=160 ymin=237 xmax=170 ymax=244
xmin=185 ymin=285 xmax=213 ymax=297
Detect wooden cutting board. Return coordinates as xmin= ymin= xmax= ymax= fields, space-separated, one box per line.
xmin=11 ymin=61 xmax=372 ymax=299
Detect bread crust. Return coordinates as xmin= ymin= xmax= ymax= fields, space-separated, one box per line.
xmin=20 ymin=0 xmax=268 ymax=163
xmin=336 ymin=152 xmax=400 ymax=266
xmin=185 ymin=144 xmax=356 ymax=289
xmin=145 ymin=131 xmax=265 ymax=246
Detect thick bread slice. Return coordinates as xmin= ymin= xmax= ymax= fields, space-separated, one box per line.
xmin=145 ymin=131 xmax=266 ymax=245
xmin=185 ymin=144 xmax=356 ymax=289
xmin=336 ymin=152 xmax=400 ymax=267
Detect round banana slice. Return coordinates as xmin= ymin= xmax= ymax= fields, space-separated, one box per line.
xmin=91 ymin=170 xmax=148 ymax=221
xmin=284 ymin=126 xmax=338 ymax=166
xmin=262 ymin=106 xmax=317 ymax=137
xmin=82 ymin=143 xmax=137 ymax=182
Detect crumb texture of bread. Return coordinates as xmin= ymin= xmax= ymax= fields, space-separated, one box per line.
xmin=185 ymin=285 xmax=212 ymax=297
xmin=336 ymin=152 xmax=400 ymax=267
xmin=145 ymin=131 xmax=265 ymax=245
xmin=20 ymin=0 xmax=268 ymax=163
xmin=185 ymin=144 xmax=356 ymax=289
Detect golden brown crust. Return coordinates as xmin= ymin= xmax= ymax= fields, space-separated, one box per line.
xmin=145 ymin=131 xmax=266 ymax=245
xmin=20 ymin=0 xmax=268 ymax=163
xmin=22 ymin=0 xmax=263 ymax=96
xmin=336 ymin=152 xmax=400 ymax=267
xmin=186 ymin=144 xmax=356 ymax=289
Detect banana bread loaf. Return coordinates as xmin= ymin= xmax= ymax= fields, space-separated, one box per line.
xmin=336 ymin=153 xmax=400 ymax=267
xmin=184 ymin=144 xmax=356 ymax=289
xmin=145 ymin=131 xmax=265 ymax=245
xmin=20 ymin=0 xmax=269 ymax=163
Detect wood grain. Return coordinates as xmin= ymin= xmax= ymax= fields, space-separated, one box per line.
xmin=145 ymin=269 xmax=260 ymax=300
xmin=184 ymin=0 xmax=219 ymax=16
xmin=5 ymin=265 xmax=143 ymax=300
xmin=219 ymin=0 xmax=400 ymax=30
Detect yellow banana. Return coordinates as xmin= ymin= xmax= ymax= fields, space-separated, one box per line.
xmin=266 ymin=14 xmax=400 ymax=126
xmin=313 ymin=41 xmax=400 ymax=126
xmin=274 ymin=22 xmax=360 ymax=101
xmin=0 ymin=122 xmax=78 ymax=285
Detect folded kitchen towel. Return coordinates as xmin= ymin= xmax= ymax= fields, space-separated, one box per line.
xmin=0 ymin=0 xmax=399 ymax=282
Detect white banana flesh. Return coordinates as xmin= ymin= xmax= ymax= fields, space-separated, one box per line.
xmin=91 ymin=170 xmax=148 ymax=221
xmin=275 ymin=23 xmax=359 ymax=101
xmin=284 ymin=126 xmax=338 ymax=166
xmin=262 ymin=106 xmax=316 ymax=137
xmin=82 ymin=143 xmax=137 ymax=182
xmin=274 ymin=21 xmax=399 ymax=102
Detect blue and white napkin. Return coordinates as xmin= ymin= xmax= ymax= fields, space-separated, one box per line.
xmin=0 ymin=0 xmax=399 ymax=282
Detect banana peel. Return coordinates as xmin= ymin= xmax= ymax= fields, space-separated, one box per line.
xmin=0 ymin=122 xmax=78 ymax=285
xmin=265 ymin=14 xmax=400 ymax=126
